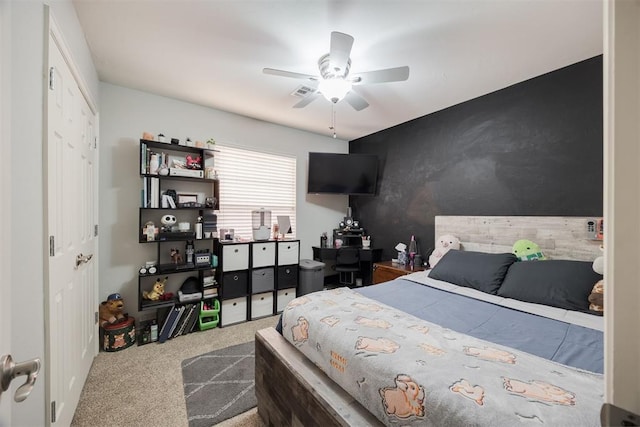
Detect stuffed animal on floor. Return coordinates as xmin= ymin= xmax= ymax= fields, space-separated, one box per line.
xmin=512 ymin=239 xmax=546 ymax=261
xmin=99 ymin=293 xmax=126 ymax=327
xmin=589 ymin=248 xmax=604 ymax=314
xmin=143 ymin=277 xmax=167 ymax=301
xmin=428 ymin=235 xmax=460 ymax=268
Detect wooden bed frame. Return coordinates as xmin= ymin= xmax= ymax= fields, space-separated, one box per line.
xmin=255 ymin=216 xmax=602 ymax=426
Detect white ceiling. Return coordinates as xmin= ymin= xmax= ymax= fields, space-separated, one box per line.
xmin=72 ymin=0 xmax=603 ymax=141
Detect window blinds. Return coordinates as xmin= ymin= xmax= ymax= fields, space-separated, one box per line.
xmin=215 ymin=144 xmax=297 ymax=239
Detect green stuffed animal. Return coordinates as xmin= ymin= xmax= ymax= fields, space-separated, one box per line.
xmin=512 ymin=239 xmax=546 ymax=261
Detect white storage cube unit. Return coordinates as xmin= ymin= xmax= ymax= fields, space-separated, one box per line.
xmin=252 ymin=242 xmax=276 ymax=268
xmin=222 ymin=243 xmax=249 ymax=272
xmin=276 ymin=288 xmax=297 ymax=312
xmin=221 ymin=297 xmax=248 ymax=326
xmin=277 ymin=241 xmax=299 ymax=266
xmin=251 ymin=292 xmax=274 ymax=319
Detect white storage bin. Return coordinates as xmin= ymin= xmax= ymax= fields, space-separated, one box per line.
xmin=251 ymin=292 xmax=274 ymax=319
xmin=276 ymin=288 xmax=297 ymax=312
xmin=221 ymin=297 xmax=247 ymax=326
xmin=277 ymin=241 xmax=299 ymax=266
xmin=222 ymin=243 xmax=249 ymax=272
xmin=252 ymin=242 xmax=276 ymax=268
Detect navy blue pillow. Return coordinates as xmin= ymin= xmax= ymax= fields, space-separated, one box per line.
xmin=428 ymin=250 xmax=518 ymax=294
xmin=497 ymin=260 xmax=602 ymax=312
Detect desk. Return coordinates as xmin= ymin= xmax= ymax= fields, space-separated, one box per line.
xmin=312 ymin=246 xmax=383 ymax=286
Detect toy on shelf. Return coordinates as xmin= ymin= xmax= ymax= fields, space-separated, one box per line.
xmin=143 ymin=277 xmax=167 ymax=301
xmin=186 ymin=154 xmax=202 ymax=169
xmin=170 ymin=248 xmax=183 ymax=264
xmin=161 ymin=214 xmax=177 ymax=232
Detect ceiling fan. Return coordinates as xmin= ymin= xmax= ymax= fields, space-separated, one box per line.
xmin=263 ymin=31 xmax=410 ymax=111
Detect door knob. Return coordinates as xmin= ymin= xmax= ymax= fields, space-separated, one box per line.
xmin=75 ymin=253 xmax=94 ymax=268
xmin=0 ymin=354 xmax=41 ymax=402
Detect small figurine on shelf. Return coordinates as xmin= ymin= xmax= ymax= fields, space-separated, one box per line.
xmin=186 ymin=154 xmax=202 ymax=169
xmin=161 ymin=214 xmax=177 ymax=232
xmin=142 ymin=277 xmax=166 ymax=301
xmin=158 ymin=163 xmax=169 ymax=176
xmin=170 ymin=248 xmax=183 ymax=264
xmin=143 ymin=221 xmax=156 ymax=242
xmin=185 ymin=241 xmax=194 ymax=264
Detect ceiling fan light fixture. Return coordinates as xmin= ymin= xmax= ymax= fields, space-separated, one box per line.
xmin=318 ymin=78 xmax=352 ymax=103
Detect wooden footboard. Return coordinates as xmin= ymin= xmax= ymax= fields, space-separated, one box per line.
xmin=255 ymin=327 xmax=382 ymax=427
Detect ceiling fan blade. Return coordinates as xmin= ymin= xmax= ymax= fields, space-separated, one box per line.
xmin=263 ymin=68 xmax=318 ymax=80
xmin=293 ymin=92 xmax=321 ymax=108
xmin=351 ymin=66 xmax=410 ymax=85
xmin=329 ymin=32 xmax=354 ymax=75
xmin=344 ymin=90 xmax=369 ymax=111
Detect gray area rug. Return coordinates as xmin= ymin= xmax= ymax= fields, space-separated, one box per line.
xmin=181 ymin=341 xmax=256 ymax=427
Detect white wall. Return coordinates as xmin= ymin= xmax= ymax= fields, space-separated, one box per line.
xmin=5 ymin=1 xmax=98 ymax=425
xmin=98 ymin=83 xmax=348 ymax=318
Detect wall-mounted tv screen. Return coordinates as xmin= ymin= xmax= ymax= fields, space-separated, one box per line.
xmin=307 ymin=152 xmax=379 ymax=195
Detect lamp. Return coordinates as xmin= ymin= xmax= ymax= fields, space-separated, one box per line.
xmin=318 ymin=77 xmax=352 ymax=103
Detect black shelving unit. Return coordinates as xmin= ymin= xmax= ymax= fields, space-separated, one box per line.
xmin=137 ymin=139 xmax=221 ymax=318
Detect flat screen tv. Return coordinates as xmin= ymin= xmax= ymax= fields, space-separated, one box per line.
xmin=307 ymin=152 xmax=379 ymax=195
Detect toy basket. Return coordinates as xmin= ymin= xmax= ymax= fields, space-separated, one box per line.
xmin=100 ymin=316 xmax=136 ymax=352
xmin=199 ymin=299 xmax=220 ymax=331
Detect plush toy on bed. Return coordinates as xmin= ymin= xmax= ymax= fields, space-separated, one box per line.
xmin=512 ymin=239 xmax=546 ymax=261
xmin=589 ymin=249 xmax=604 ymax=314
xmin=428 ymin=235 xmax=460 ymax=268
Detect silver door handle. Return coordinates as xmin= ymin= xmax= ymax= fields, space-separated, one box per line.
xmin=1 ymin=354 xmax=41 ymax=402
xmin=75 ymin=253 xmax=93 ymax=268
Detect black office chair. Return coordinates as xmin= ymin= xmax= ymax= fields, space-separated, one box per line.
xmin=334 ymin=247 xmax=360 ymax=286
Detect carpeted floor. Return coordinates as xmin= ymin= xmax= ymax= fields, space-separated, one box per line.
xmin=71 ymin=315 xmax=278 ymax=426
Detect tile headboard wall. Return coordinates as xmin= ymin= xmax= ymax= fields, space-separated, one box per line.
xmin=349 ymin=56 xmax=603 ymax=260
xmin=435 ymin=216 xmax=602 ymax=261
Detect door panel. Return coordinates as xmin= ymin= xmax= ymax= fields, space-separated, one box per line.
xmin=0 ymin=0 xmax=11 ymax=421
xmin=46 ymin=28 xmax=97 ymax=426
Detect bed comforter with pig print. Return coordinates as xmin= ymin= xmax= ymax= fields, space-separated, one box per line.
xmin=280 ymin=288 xmax=602 ymax=426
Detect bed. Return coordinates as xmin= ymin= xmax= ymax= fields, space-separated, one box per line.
xmin=255 ymin=216 xmax=604 ymax=426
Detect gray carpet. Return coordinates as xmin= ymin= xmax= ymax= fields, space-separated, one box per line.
xmin=182 ymin=341 xmax=256 ymax=427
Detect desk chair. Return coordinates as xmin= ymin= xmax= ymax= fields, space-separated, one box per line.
xmin=334 ymin=247 xmax=360 ymax=286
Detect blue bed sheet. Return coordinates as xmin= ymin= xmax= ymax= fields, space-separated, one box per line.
xmin=356 ymin=278 xmax=603 ymax=373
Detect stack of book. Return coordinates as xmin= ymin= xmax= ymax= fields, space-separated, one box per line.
xmin=140 ymin=142 xmax=169 ymax=175
xmin=157 ymin=303 xmax=201 ymax=343
xmin=141 ymin=177 xmax=160 ymax=208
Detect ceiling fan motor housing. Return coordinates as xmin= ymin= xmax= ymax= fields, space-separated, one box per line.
xmin=318 ymin=53 xmax=351 ymax=79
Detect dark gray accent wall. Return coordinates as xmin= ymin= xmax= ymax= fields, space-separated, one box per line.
xmin=350 ymin=56 xmax=603 ymax=261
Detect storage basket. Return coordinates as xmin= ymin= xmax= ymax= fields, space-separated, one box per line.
xmin=199 ymin=299 xmax=220 ymax=330
xmin=101 ymin=316 xmax=136 ymax=352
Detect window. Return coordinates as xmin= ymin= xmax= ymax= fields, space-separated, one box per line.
xmin=215 ymin=145 xmax=296 ymax=239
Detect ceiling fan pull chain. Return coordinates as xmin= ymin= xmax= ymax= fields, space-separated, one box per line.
xmin=330 ymin=104 xmax=337 ymax=139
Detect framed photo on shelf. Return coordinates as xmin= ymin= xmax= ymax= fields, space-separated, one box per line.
xmin=177 ymin=193 xmax=198 ymax=205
